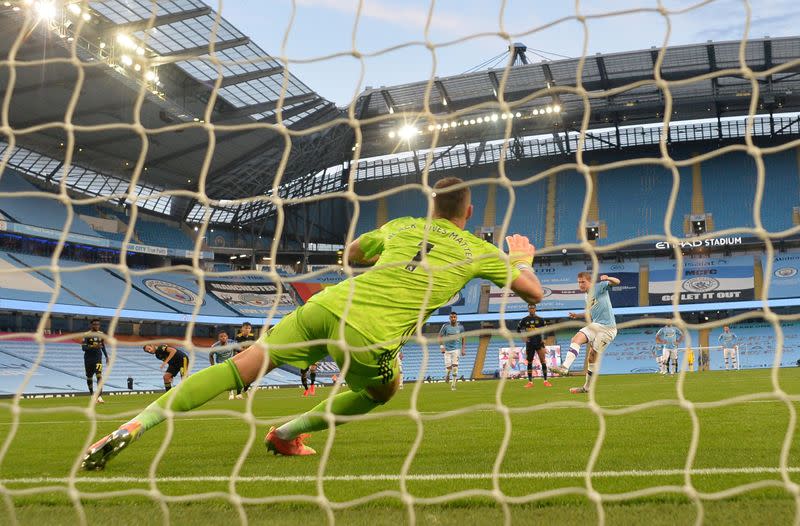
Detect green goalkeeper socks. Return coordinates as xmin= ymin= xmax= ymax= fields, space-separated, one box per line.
xmin=130 ymin=361 xmax=244 ymax=433
xmin=275 ymin=389 xmax=382 ymax=440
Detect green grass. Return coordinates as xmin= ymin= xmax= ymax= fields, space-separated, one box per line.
xmin=2 ymin=369 xmax=800 ymax=525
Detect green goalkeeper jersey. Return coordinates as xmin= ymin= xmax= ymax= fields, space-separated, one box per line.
xmin=308 ymin=216 xmax=521 ymax=348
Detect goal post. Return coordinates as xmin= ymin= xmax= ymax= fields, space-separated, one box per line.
xmin=1 ymin=0 xmax=799 ymax=524
xmin=680 ymin=345 xmax=745 ymax=371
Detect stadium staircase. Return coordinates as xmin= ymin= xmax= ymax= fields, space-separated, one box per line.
xmin=472 ymin=335 xmax=492 ymax=379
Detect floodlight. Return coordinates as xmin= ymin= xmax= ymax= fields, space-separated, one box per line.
xmin=35 ymin=1 xmax=56 ymax=20
xmin=116 ymin=33 xmax=136 ymax=50
xmin=397 ymin=125 xmax=418 ymax=140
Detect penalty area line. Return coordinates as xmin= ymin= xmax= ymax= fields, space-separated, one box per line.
xmin=3 ymin=466 xmax=800 ymax=485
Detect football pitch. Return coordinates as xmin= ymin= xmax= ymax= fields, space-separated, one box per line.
xmin=2 ymin=369 xmax=800 ymax=525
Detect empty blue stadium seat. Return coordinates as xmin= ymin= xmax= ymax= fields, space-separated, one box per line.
xmin=0 ymin=168 xmax=98 ymax=236
xmin=2 ymin=252 xmax=174 ymax=311
xmin=553 ymin=169 xmax=585 ymax=246
xmin=134 ymin=219 xmax=194 ymax=250
xmin=701 ymin=152 xmax=757 ymax=231
xmin=761 ymin=149 xmax=798 ymax=233
xmin=0 ymin=340 xmax=302 ymax=395
xmin=597 ymin=164 xmax=692 ymax=245
xmin=399 ymin=339 xmax=480 ymax=381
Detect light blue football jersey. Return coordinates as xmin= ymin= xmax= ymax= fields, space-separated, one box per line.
xmin=587 ymin=281 xmax=616 ymax=327
xmin=439 ymin=323 xmax=465 ymax=351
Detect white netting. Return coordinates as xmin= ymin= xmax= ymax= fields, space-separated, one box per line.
xmin=1 ymin=0 xmax=800 ymax=524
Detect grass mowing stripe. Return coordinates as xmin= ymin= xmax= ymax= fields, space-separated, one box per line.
xmin=3 ymin=467 xmax=799 ymax=484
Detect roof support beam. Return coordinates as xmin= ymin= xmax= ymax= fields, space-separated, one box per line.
xmin=157 ymin=37 xmax=250 ymax=58
xmin=706 ymin=42 xmax=719 ymax=97
xmin=109 ymin=7 xmax=212 ymax=33
xmin=215 ymin=66 xmax=284 ymax=88
xmin=381 ymin=90 xmax=397 ymax=114
xmin=488 ymin=71 xmax=500 ymax=98
xmin=213 ymin=92 xmax=318 ymax=122
xmin=357 ymin=92 xmax=372 ymax=120
xmin=596 ymin=54 xmax=610 ymax=90
xmin=143 ymin=99 xmax=330 ymax=168
xmin=434 ymin=80 xmax=452 ymax=107
xmin=205 ymin=107 xmax=342 ymax=192
xmin=764 ymin=39 xmax=773 ymax=90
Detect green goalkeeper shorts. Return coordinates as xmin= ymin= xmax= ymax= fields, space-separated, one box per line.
xmin=259 ymin=302 xmax=400 ymax=392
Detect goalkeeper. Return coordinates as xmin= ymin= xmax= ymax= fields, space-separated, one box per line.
xmin=83 ymin=177 xmax=543 ymax=468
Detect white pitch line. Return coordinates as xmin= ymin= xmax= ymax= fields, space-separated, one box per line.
xmin=2 ymin=467 xmax=799 ymax=485
xmin=0 ymin=399 xmax=793 ymax=426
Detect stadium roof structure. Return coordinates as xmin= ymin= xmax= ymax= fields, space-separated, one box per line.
xmin=2 ymin=2 xmax=800 ymax=232
xmin=356 ymin=37 xmax=800 ymax=157
xmin=0 ymin=0 xmax=350 ymax=219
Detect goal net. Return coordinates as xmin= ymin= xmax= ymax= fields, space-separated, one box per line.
xmin=1 ymin=0 xmax=799 ymax=524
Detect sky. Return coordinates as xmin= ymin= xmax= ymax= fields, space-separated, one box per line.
xmin=215 ymin=0 xmax=798 ymax=106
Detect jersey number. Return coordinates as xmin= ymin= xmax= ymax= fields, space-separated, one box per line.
xmin=406 ymin=241 xmax=435 ymax=271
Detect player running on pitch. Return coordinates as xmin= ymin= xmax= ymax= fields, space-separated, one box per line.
xmin=439 ymin=312 xmax=466 ymax=390
xmin=82 ymin=176 xmax=543 ymax=468
xmin=655 ymin=323 xmax=683 ymax=375
xmin=516 ymin=304 xmax=552 ymax=388
xmin=82 ymin=319 xmax=109 ymax=404
xmin=550 ymin=272 xmax=619 ymax=394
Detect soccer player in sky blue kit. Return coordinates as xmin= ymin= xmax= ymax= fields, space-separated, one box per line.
xmin=550 ymin=272 xmax=620 ymax=394
xmin=209 ymin=331 xmax=238 ymax=400
xmin=82 ymin=176 xmax=544 ymax=468
xmin=655 ymin=323 xmax=683 ymax=375
xmin=718 ymin=325 xmax=739 ymax=370
xmin=439 ymin=312 xmax=466 ymax=390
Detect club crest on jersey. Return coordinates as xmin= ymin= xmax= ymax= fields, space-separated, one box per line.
xmin=682 ymin=276 xmax=720 ymax=293
xmin=144 ymin=279 xmax=204 ymax=306
xmin=774 ymin=267 xmax=798 ymax=279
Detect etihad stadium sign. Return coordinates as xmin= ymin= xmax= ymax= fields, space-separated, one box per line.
xmin=654 ymin=237 xmax=743 ymax=250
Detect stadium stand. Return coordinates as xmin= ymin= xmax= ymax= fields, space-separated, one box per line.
xmin=708 ymin=321 xmax=800 ymax=369
xmin=497 ymin=177 xmax=548 ymax=248
xmin=701 ymin=151 xmax=758 ymax=231
xmin=0 ymin=169 xmax=97 ymax=236
xmin=400 ymin=340 xmax=480 ymax=381
xmin=553 ymin=169 xmax=586 ymax=246
xmin=758 ymin=149 xmax=798 ymax=233
xmin=134 ymin=219 xmax=195 ymax=250
xmin=481 ymin=327 xmax=703 ymax=377
xmin=0 ymin=252 xmax=174 ymax=311
xmin=108 ymin=269 xmax=238 ymax=316
xmin=597 ymin=164 xmax=693 ymax=244
xmin=0 ymin=340 xmax=302 ymax=395
xmin=695 ymin=148 xmax=800 ymax=233
xmin=353 ymin=144 xmax=799 ymax=246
